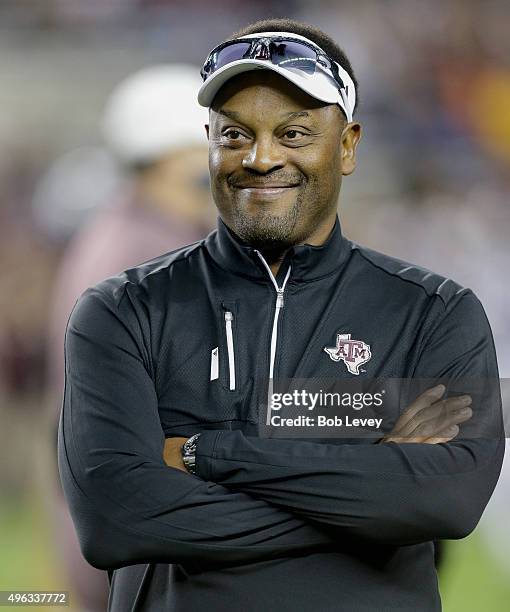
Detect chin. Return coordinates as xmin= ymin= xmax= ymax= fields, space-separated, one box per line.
xmin=232 ymin=210 xmax=301 ymax=249
xmin=216 ymin=187 xmax=309 ymax=247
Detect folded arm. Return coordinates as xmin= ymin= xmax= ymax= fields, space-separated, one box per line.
xmin=193 ymin=292 xmax=505 ymax=546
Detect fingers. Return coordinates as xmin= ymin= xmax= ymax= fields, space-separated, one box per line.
xmin=393 ymin=394 xmax=471 ymax=439
xmin=382 ymin=422 xmax=460 ymax=445
xmin=392 ymin=384 xmax=446 ymax=432
xmin=423 ymin=424 xmax=460 ymax=445
xmin=381 ymin=384 xmax=473 ymax=445
xmin=404 ymin=401 xmax=472 ymax=439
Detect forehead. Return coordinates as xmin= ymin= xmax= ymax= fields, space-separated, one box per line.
xmin=210 ymin=70 xmax=332 ymax=118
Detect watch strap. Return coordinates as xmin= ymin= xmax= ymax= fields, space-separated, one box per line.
xmin=181 ymin=433 xmax=201 ymax=475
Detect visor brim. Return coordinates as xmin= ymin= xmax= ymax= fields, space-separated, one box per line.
xmin=197 ymin=59 xmax=342 ymax=108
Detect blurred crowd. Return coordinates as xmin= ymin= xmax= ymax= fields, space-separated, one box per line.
xmin=0 ymin=0 xmax=509 ymax=610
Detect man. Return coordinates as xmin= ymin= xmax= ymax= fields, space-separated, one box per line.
xmin=58 ymin=18 xmax=504 ymax=612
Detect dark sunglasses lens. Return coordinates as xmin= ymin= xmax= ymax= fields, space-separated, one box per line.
xmin=213 ymin=42 xmax=252 ymax=71
xmin=271 ymin=41 xmax=317 ymax=74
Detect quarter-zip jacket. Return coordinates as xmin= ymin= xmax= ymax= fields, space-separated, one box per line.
xmin=58 ymin=215 xmax=504 ymax=612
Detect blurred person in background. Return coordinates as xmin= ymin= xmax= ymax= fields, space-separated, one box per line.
xmin=45 ymin=63 xmax=213 ymax=611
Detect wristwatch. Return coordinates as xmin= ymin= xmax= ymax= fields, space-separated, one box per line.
xmin=181 ymin=433 xmax=201 ymax=475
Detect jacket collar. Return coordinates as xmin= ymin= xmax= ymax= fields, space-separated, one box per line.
xmin=205 ymin=214 xmax=352 ymax=283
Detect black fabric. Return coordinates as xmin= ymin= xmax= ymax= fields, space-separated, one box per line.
xmin=57 ymin=215 xmax=504 ymax=611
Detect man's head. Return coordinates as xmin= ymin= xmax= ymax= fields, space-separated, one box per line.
xmin=199 ymin=19 xmax=362 ymax=250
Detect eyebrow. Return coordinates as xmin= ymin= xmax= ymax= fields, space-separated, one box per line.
xmin=217 ymin=109 xmax=242 ymax=120
xmin=282 ymin=111 xmax=311 ymax=120
xmin=217 ymin=109 xmax=312 ymax=121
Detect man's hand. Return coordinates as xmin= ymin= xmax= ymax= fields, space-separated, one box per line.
xmin=163 ymin=436 xmax=189 ymax=471
xmin=379 ymin=384 xmax=472 ymax=444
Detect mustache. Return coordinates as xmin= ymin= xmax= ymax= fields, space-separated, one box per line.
xmin=228 ymin=172 xmax=304 ymax=188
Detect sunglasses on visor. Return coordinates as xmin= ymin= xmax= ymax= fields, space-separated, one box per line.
xmin=200 ymin=36 xmax=347 ymax=93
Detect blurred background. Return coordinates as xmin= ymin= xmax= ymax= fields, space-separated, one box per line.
xmin=0 ymin=0 xmax=509 ymax=610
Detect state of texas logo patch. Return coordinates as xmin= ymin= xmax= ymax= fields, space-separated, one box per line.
xmin=324 ymin=333 xmax=371 ymax=375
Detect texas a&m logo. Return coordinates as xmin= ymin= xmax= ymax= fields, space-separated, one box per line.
xmin=324 ymin=333 xmax=371 ymax=375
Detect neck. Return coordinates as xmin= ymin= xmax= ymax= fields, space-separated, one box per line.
xmin=262 ymin=249 xmax=290 ymax=277
xmin=260 ymin=211 xmax=338 ymax=276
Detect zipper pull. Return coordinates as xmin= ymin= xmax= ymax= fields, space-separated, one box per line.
xmin=224 ymin=310 xmax=236 ymax=391
xmin=276 ymin=289 xmax=284 ymax=309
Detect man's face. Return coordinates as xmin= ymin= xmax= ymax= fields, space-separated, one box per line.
xmin=206 ymin=70 xmax=361 ymax=249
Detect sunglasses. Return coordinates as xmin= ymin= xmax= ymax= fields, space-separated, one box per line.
xmin=200 ymin=36 xmax=347 ymax=93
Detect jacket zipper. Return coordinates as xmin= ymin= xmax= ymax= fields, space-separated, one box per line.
xmin=224 ymin=310 xmax=236 ymax=391
xmin=254 ymin=251 xmax=291 ymax=424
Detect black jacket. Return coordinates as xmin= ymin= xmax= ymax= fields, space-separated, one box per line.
xmin=58 ymin=215 xmax=504 ymax=611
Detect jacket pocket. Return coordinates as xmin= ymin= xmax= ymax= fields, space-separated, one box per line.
xmin=157 ymin=298 xmax=258 ymax=434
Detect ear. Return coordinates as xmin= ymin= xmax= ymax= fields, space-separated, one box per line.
xmin=205 ymin=124 xmax=210 ymax=140
xmin=341 ymin=122 xmax=362 ymax=176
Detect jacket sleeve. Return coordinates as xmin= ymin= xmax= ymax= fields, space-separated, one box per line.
xmin=194 ymin=291 xmax=505 ymax=546
xmin=58 ymin=286 xmax=338 ymax=572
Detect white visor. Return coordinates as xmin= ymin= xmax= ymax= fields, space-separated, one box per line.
xmin=197 ymin=32 xmax=355 ymax=122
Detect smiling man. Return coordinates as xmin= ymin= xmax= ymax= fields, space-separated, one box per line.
xmin=58 ymin=18 xmax=504 ymax=612
xmin=206 ymin=70 xmax=357 ymax=265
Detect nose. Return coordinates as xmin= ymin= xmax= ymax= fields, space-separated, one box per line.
xmin=242 ymin=135 xmax=285 ymax=174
